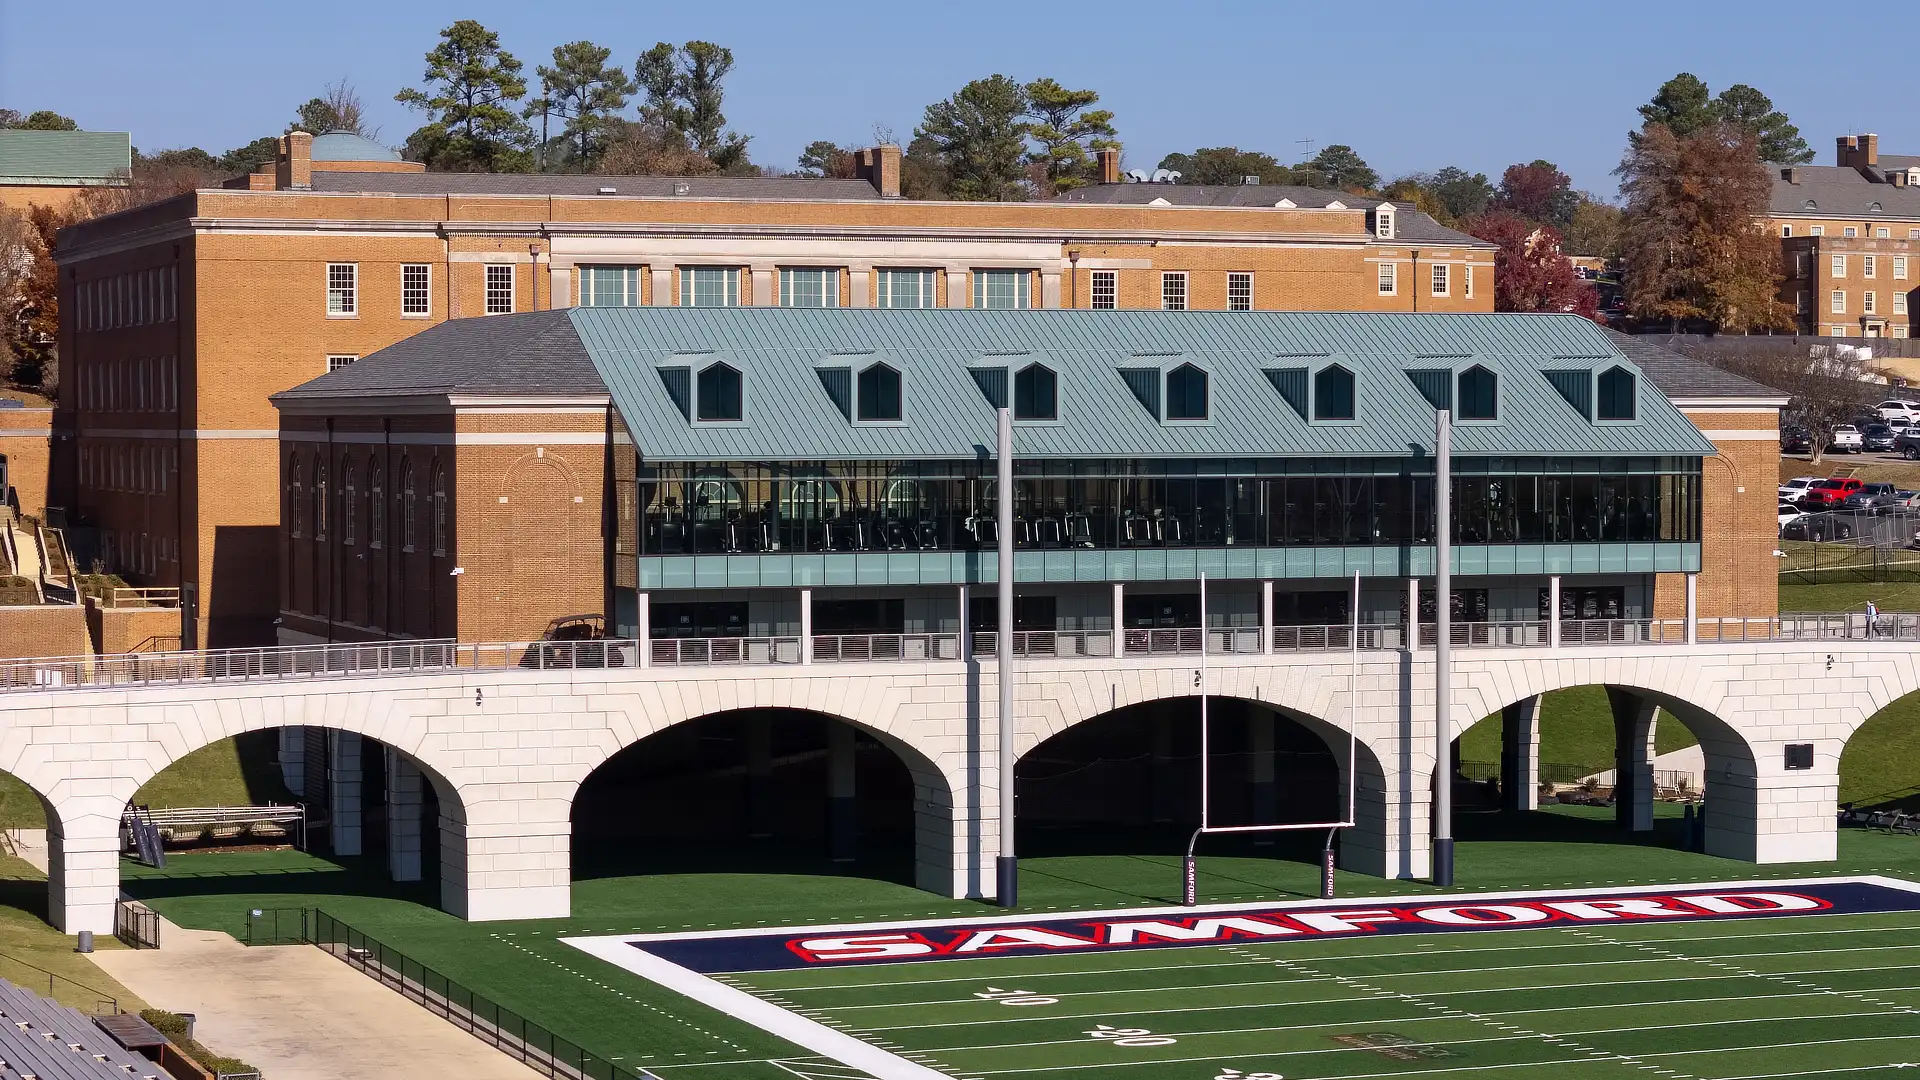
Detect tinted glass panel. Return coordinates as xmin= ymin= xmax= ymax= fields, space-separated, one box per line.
xmin=1166 ymin=364 xmax=1208 ymax=420
xmin=1314 ymin=365 xmax=1355 ymax=420
xmin=857 ymin=364 xmax=902 ymax=421
xmin=1457 ymin=366 xmax=1497 ymax=420
xmin=696 ymin=364 xmax=742 ymax=421
xmin=1013 ymin=364 xmax=1057 ymax=420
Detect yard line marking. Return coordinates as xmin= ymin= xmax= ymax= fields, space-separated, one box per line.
xmin=1714 ymin=1065 xmax=1920 ymax=1079
xmin=1561 ymin=927 xmax=1920 ymax=1021
xmin=488 ymin=934 xmax=750 ymax=1060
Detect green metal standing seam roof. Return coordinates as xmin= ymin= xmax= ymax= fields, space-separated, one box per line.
xmin=0 ymin=130 xmax=130 ymax=185
xmin=569 ymin=308 xmax=1717 ymax=462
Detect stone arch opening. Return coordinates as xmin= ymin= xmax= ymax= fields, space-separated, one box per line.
xmin=1839 ymin=691 xmax=1920 ymax=815
xmin=1016 ymin=695 xmax=1400 ymax=881
xmin=570 ymin=708 xmax=964 ymax=897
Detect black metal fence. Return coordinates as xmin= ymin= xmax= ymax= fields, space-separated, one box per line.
xmin=243 ymin=907 xmax=310 ymax=947
xmin=309 ymin=910 xmax=649 ymax=1080
xmin=113 ymin=900 xmax=158 ymax=949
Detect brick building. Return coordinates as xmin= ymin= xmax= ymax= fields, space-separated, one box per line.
xmin=0 ymin=129 xmax=129 ymax=213
xmin=1770 ymin=134 xmax=1920 ymax=338
xmin=55 ymin=132 xmax=1494 ymax=647
xmin=271 ymin=308 xmax=1782 ymax=649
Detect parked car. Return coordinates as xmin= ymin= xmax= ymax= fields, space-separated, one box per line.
xmin=1898 ymin=431 xmax=1920 ymax=460
xmin=1783 ymin=513 xmax=1858 ymax=542
xmin=1838 ymin=483 xmax=1899 ymax=511
xmin=1890 ymin=415 xmax=1914 ymax=432
xmin=1779 ymin=476 xmax=1822 ymax=501
xmin=1780 ymin=426 xmax=1813 ymax=453
xmin=1779 ymin=502 xmax=1807 ymax=529
xmin=1863 ymin=424 xmax=1899 ymax=452
xmin=1831 ymin=425 xmax=1865 ymax=453
xmin=1801 ymin=477 xmax=1866 ymax=507
xmin=1878 ymin=399 xmax=1920 ymax=422
xmin=1896 ymin=490 xmax=1920 ymax=511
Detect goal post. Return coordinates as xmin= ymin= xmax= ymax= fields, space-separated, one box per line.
xmin=1181 ymin=571 xmax=1360 ymax=906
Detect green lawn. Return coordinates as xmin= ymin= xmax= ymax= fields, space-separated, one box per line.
xmin=0 ymin=854 xmax=143 ymax=1014
xmin=1456 ymin=686 xmax=1695 ymax=777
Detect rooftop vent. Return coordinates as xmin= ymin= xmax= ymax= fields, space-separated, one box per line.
xmin=1242 ymin=175 xmax=1260 ymax=186
xmin=672 ymin=182 xmax=692 ymax=196
xmin=597 ymin=185 xmax=617 ymax=195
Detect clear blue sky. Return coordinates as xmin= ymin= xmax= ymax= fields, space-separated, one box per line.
xmin=3 ymin=0 xmax=1912 ymax=196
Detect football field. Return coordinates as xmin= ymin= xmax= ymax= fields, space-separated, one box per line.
xmin=566 ymin=877 xmax=1920 ymax=1080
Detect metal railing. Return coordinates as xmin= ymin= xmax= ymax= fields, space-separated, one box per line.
xmin=813 ymin=632 xmax=961 ymax=663
xmin=972 ymin=630 xmax=1116 ymax=657
xmin=648 ymin=636 xmax=797 ymax=666
xmin=100 ymin=586 xmax=180 ymax=608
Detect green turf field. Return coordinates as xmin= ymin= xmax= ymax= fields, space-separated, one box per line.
xmin=582 ymin=888 xmax=1920 ymax=1080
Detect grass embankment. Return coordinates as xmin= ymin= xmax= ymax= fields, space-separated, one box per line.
xmin=0 ymin=731 xmax=292 ymax=831
xmin=0 ymin=853 xmax=142 ymax=1013
xmin=1457 ymin=685 xmax=1696 ymax=778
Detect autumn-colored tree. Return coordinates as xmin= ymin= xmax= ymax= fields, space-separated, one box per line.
xmin=596 ymin=118 xmax=719 ymax=176
xmin=1616 ymin=123 xmax=1788 ymax=332
xmin=1493 ymin=160 xmax=1577 ymax=232
xmin=1564 ymin=196 xmax=1624 ymax=260
xmin=1465 ymin=211 xmax=1600 ymax=321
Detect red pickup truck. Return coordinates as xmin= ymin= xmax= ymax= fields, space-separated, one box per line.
xmin=1800 ymin=477 xmax=1864 ymax=507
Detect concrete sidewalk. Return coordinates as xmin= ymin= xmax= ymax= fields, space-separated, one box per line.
xmin=89 ymin=915 xmax=541 ymax=1080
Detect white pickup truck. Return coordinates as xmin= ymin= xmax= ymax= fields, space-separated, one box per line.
xmin=1830 ymin=425 xmax=1864 ymax=453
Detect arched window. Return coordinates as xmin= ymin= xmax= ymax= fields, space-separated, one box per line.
xmin=1013 ymin=363 xmax=1057 ymax=420
xmin=1313 ymin=364 xmax=1355 ymax=421
xmin=401 ymin=459 xmax=417 ymax=552
xmin=312 ymin=457 xmax=328 ymax=541
xmin=369 ymin=457 xmax=385 ymax=549
xmin=856 ymin=363 xmax=902 ymax=421
xmin=1597 ymin=366 xmax=1636 ymax=421
xmin=342 ymin=459 xmax=357 ymax=547
xmin=1456 ymin=365 xmax=1497 ymax=420
xmin=430 ymin=462 xmax=448 ymax=556
xmin=1166 ymin=363 xmax=1208 ymax=420
xmin=288 ymin=454 xmax=303 ymax=538
xmin=695 ymin=362 xmax=743 ymax=421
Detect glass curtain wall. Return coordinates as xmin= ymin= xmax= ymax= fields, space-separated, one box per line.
xmin=635 ymin=457 xmax=1701 ymax=556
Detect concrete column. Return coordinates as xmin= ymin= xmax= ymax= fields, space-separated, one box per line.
xmin=848 ymin=268 xmax=872 ymax=308
xmin=1499 ymin=695 xmax=1541 ymax=812
xmin=799 ymin=587 xmax=813 ymax=665
xmin=328 ymin=731 xmax=363 ymax=857
xmin=386 ymin=750 xmax=423 ymax=883
xmin=1685 ymin=572 xmax=1699 ymax=644
xmin=957 ymin=584 xmax=970 ymax=662
xmin=750 ymin=266 xmax=775 ymax=307
xmin=1261 ymin=579 xmax=1275 ymax=654
xmin=1040 ymin=270 xmax=1062 ymax=309
xmin=549 ymin=264 xmax=573 ymax=309
xmin=47 ymin=797 xmax=121 ymax=935
xmin=945 ymin=269 xmax=968 ymax=308
xmin=746 ymin=713 xmax=774 ymax=839
xmin=1548 ymin=575 xmax=1561 ymax=649
xmin=1112 ymin=582 xmax=1125 ymax=657
xmin=828 ymin=721 xmax=857 ymax=863
xmin=637 ymin=591 xmax=651 ymax=668
xmin=1150 ymin=714 xmax=1175 ymax=823
xmin=650 ymin=267 xmax=674 ymax=307
xmin=1250 ymin=711 xmax=1276 ymax=844
xmin=1406 ymin=578 xmax=1420 ymax=650
xmin=278 ymin=727 xmax=306 ymax=795
xmin=1607 ymin=688 xmax=1659 ymax=833
xmin=440 ymin=793 xmax=571 ymax=921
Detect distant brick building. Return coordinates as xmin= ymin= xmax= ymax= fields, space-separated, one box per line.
xmin=1770 ymin=134 xmax=1920 ymax=338
xmin=54 ymin=131 xmax=1494 ymax=646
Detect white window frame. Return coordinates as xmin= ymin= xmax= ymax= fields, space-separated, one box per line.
xmin=1378 ymin=262 xmax=1397 ymax=296
xmin=1833 ymin=255 xmax=1847 ymax=278
xmin=1090 ymin=269 xmax=1117 ymax=310
xmin=1833 ymin=290 xmax=1847 ymax=314
xmin=973 ymin=269 xmax=1031 ymax=310
xmin=1895 ymin=292 xmax=1908 ymax=315
xmin=1865 ymin=255 xmax=1877 ymax=278
xmin=1897 ymin=257 xmax=1909 ymax=280
xmin=779 ymin=267 xmax=841 ymax=308
xmin=1161 ymin=271 xmax=1188 ymax=311
xmin=1878 ymin=227 xmax=1892 ymax=239
xmin=1865 ymin=291 xmax=1877 ymax=315
xmin=1374 ymin=207 xmax=1395 ymax=239
xmin=484 ymin=264 xmax=515 ymax=315
xmin=327 ymin=354 xmax=358 ymax=373
xmin=401 ymin=263 xmax=432 ymax=316
xmin=1464 ymin=265 xmax=1474 ymax=299
xmin=1431 ymin=263 xmax=1450 ymax=297
xmin=1845 ymin=226 xmax=1859 ymax=238
xmin=1811 ymin=226 xmax=1825 ymax=237
xmin=326 ymin=263 xmax=357 ymax=316
xmin=1781 ymin=225 xmax=1792 ymax=237
xmin=1226 ymin=272 xmax=1252 ymax=311
xmin=580 ymin=264 xmax=643 ymax=307
xmin=1833 ymin=325 xmax=1847 ymax=336
xmin=876 ymin=268 xmax=938 ymax=309
xmin=679 ymin=266 xmax=742 ymax=307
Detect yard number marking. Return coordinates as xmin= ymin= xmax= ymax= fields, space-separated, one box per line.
xmin=1214 ymin=1071 xmax=1284 ymax=1080
xmin=1085 ymin=1023 xmax=1178 ymax=1048
xmin=973 ymin=986 xmax=1059 ymax=1007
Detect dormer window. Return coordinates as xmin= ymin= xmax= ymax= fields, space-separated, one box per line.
xmin=1374 ymin=206 xmax=1395 ymax=239
xmin=1803 ymin=199 xmax=1818 ymax=211
xmin=1596 ymin=366 xmax=1636 ymax=421
xmin=1909 ymin=168 xmax=1920 ymax=186
xmin=1870 ymin=202 xmax=1884 ymax=213
xmin=1313 ymin=364 xmax=1355 ymax=421
xmin=856 ymin=362 xmax=902 ymax=421
xmin=1457 ymin=365 xmax=1497 ymax=420
xmin=1013 ymin=363 xmax=1057 ymax=421
xmin=1166 ymin=363 xmax=1208 ymax=420
xmin=695 ymin=362 xmax=742 ymax=422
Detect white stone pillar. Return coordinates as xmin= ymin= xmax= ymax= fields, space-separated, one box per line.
xmin=650 ymin=267 xmax=674 ymax=307
xmin=828 ymin=721 xmax=857 ymax=863
xmin=957 ymin=584 xmax=970 ymax=661
xmin=750 ymin=266 xmax=775 ymax=307
xmin=444 ymin=794 xmax=571 ymax=921
xmin=1406 ymin=577 xmax=1420 ymax=650
xmin=747 ymin=713 xmax=774 ymax=839
xmin=549 ymin=264 xmax=573 ymax=309
xmin=1548 ymin=575 xmax=1561 ymax=649
xmin=47 ymin=797 xmax=122 ymax=935
xmin=1040 ymin=270 xmax=1062 ymax=309
xmin=637 ymin=591 xmax=651 ymax=668
xmin=386 ymin=750 xmax=423 ymax=883
xmin=1261 ymin=579 xmax=1275 ymax=654
xmin=799 ymin=587 xmax=813 ymax=665
xmin=278 ymin=727 xmax=306 ymax=795
xmin=1500 ymin=696 xmax=1541 ymax=812
xmin=945 ymin=269 xmax=968 ymax=308
xmin=1111 ymin=582 xmax=1125 ymax=657
xmin=1607 ymin=689 xmax=1658 ymax=833
xmin=1685 ymin=572 xmax=1699 ymax=644
xmin=848 ymin=268 xmax=872 ymax=308
xmin=329 ymin=731 xmax=363 ymax=857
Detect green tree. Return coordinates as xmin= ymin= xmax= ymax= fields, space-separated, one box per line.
xmin=394 ymin=20 xmax=533 ymax=172
xmin=900 ymin=134 xmax=952 ymax=199
xmin=9 ymin=110 xmax=77 ymax=131
xmin=1157 ymin=147 xmax=1297 ymax=186
xmin=526 ymin=41 xmax=635 ymax=171
xmin=1712 ymin=84 xmax=1812 ymax=164
xmin=635 ymin=41 xmax=751 ymax=172
xmin=1426 ymin=166 xmax=1494 ymax=222
xmin=1564 ymin=195 xmax=1624 ymax=260
xmin=915 ymin=75 xmax=1031 ymax=201
xmin=135 ymin=147 xmax=221 ymax=171
xmin=220 ymin=136 xmax=281 ymax=174
xmin=291 ymin=81 xmax=373 ymax=136
xmin=1379 ymin=176 xmax=1453 ymax=224
xmin=1637 ymin=73 xmax=1715 ymax=138
xmin=1303 ymin=144 xmax=1377 ymax=192
xmin=1020 ymin=78 xmax=1117 ymax=193
xmin=796 ymin=140 xmax=859 ymax=179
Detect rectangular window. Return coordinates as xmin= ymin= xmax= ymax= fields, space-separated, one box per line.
xmin=484 ymin=264 xmax=515 ymax=314
xmin=1090 ymin=269 xmax=1117 ymax=309
xmin=401 ymin=263 xmax=431 ymax=316
xmin=580 ymin=264 xmax=642 ymax=307
xmin=1432 ymin=263 xmax=1450 ymax=297
xmin=1795 ymin=253 xmax=1810 ymax=279
xmin=1811 ymin=226 xmax=1824 ymax=236
xmin=680 ymin=266 xmax=741 ymax=307
xmin=1878 ymin=227 xmax=1892 ymax=239
xmin=1796 ymin=290 xmax=1809 ymax=314
xmin=780 ymin=268 xmax=840 ymax=308
xmin=1833 ymin=291 xmax=1847 ymax=314
xmin=1226 ymin=272 xmax=1252 ymax=311
xmin=1897 ymin=257 xmax=1908 ymax=280
xmin=1895 ymin=292 xmax=1908 ymax=314
xmin=1911 ymin=229 xmax=1920 ymax=239
xmin=327 ymin=354 xmax=357 ymax=372
xmin=1781 ymin=225 xmax=1792 ymax=237
xmin=1161 ymin=272 xmax=1188 ymax=311
xmin=1865 ymin=255 xmax=1877 ymax=278
xmin=1464 ymin=265 xmax=1474 ymax=299
xmin=1378 ymin=262 xmax=1397 ymax=295
xmin=1833 ymin=255 xmax=1847 ymax=278
xmin=1833 ymin=325 xmax=1847 ymax=336
xmin=326 ymin=263 xmax=357 ymax=315
xmin=973 ymin=269 xmax=1031 ymax=309
xmin=1865 ymin=291 xmax=1877 ymax=315
xmin=877 ymin=269 xmax=937 ymax=308
xmin=1845 ymin=226 xmax=1858 ymax=238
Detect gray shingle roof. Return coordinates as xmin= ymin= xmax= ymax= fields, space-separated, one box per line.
xmin=308 ymin=171 xmax=885 ymax=200
xmin=1049 ymin=185 xmax=1487 ymax=245
xmin=1602 ymin=331 xmax=1789 ymax=401
xmin=273 ymin=309 xmax=601 ymax=401
xmin=0 ymin=130 xmax=130 ymax=185
xmin=1769 ymin=163 xmax=1920 ymax=219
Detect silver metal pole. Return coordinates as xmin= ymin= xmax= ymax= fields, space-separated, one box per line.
xmin=996 ymin=407 xmax=1017 ymax=907
xmin=1433 ymin=408 xmax=1455 ymax=886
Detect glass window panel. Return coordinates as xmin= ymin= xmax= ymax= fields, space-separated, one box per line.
xmin=1013 ymin=364 xmax=1056 ymax=420
xmin=680 ymin=267 xmax=741 ymax=307
xmin=878 ymin=269 xmax=937 ymax=308
xmin=1165 ymin=364 xmax=1208 ymax=420
xmin=857 ymin=364 xmax=902 ymax=421
xmin=580 ymin=265 xmax=641 ymax=307
xmin=780 ymin=268 xmax=839 ymax=308
xmin=695 ymin=363 xmax=743 ymax=421
xmin=1457 ymin=366 xmax=1497 ymax=420
xmin=1313 ymin=365 xmax=1355 ymax=420
xmin=974 ymin=270 xmax=1031 ymax=309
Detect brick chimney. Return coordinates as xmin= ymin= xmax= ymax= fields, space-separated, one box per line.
xmin=1837 ymin=133 xmax=1880 ymax=172
xmin=276 ymin=130 xmax=313 ymax=191
xmin=857 ymin=144 xmax=902 ymax=198
xmin=1095 ymin=147 xmax=1121 ymax=185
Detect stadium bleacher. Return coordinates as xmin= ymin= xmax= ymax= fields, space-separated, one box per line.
xmin=0 ymin=979 xmax=169 ymax=1079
